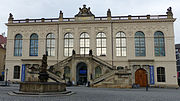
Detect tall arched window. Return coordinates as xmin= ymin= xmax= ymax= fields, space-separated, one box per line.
xmin=95 ymin=66 xmax=102 ymax=78
xmin=64 ymin=66 xmax=70 ymax=80
xmin=116 ymin=32 xmax=126 ymax=56
xmin=13 ymin=66 xmax=20 ymax=79
xmin=157 ymin=67 xmax=165 ymax=82
xmin=96 ymin=32 xmax=106 ymax=56
xmin=46 ymin=33 xmax=55 ymax=56
xmin=154 ymin=31 xmax=165 ymax=56
xmin=14 ymin=34 xmax=22 ymax=56
xmin=135 ymin=31 xmax=145 ymax=56
xmin=64 ymin=33 xmax=73 ymax=56
xmin=80 ymin=32 xmax=89 ymax=54
xmin=30 ymin=33 xmax=38 ymax=56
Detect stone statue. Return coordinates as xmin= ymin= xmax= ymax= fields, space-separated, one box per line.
xmin=8 ymin=13 xmax=14 ymax=21
xmin=166 ymin=7 xmax=173 ymax=15
xmin=89 ymin=49 xmax=92 ymax=55
xmin=38 ymin=54 xmax=49 ymax=82
xmin=72 ymin=49 xmax=76 ymax=55
xmin=167 ymin=7 xmax=172 ymax=12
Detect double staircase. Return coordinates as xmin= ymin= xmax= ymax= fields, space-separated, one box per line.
xmin=47 ymin=54 xmax=119 ymax=85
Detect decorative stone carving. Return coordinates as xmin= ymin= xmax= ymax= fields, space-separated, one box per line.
xmin=75 ymin=5 xmax=94 ymax=17
xmin=38 ymin=54 xmax=49 ymax=82
xmin=8 ymin=13 xmax=14 ymax=21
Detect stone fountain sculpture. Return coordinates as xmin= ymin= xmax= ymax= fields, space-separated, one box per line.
xmin=38 ymin=54 xmax=49 ymax=82
xmin=19 ymin=54 xmax=66 ymax=93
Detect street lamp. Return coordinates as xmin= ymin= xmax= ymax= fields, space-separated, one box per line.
xmin=5 ymin=68 xmax=8 ymax=86
xmin=146 ymin=71 xmax=148 ymax=91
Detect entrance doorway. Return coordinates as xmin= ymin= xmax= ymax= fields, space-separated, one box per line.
xmin=135 ymin=68 xmax=147 ymax=87
xmin=76 ymin=62 xmax=87 ymax=85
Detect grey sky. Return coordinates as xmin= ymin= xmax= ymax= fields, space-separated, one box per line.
xmin=0 ymin=0 xmax=179 ymax=43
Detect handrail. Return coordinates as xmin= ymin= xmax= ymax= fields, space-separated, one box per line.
xmin=93 ymin=70 xmax=116 ymax=84
xmin=92 ymin=55 xmax=113 ymax=70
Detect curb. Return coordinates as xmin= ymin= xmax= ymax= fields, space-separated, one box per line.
xmin=8 ymin=91 xmax=75 ymax=97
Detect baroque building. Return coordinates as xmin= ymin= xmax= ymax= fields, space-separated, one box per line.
xmin=0 ymin=35 xmax=6 ymax=81
xmin=5 ymin=5 xmax=178 ymax=88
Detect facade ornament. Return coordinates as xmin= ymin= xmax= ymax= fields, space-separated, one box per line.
xmin=59 ymin=10 xmax=63 ymax=21
xmin=8 ymin=13 xmax=14 ymax=23
xmin=166 ymin=7 xmax=173 ymax=18
xmin=89 ymin=49 xmax=92 ymax=55
xmin=38 ymin=54 xmax=49 ymax=82
xmin=75 ymin=5 xmax=94 ymax=17
xmin=72 ymin=49 xmax=76 ymax=55
xmin=107 ymin=9 xmax=111 ymax=17
xmin=107 ymin=9 xmax=111 ymax=20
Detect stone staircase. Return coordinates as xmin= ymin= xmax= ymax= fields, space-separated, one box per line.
xmin=47 ymin=71 xmax=63 ymax=83
xmin=48 ymin=54 xmax=124 ymax=85
xmin=53 ymin=56 xmax=73 ymax=69
xmin=47 ymin=56 xmax=73 ymax=83
xmin=92 ymin=70 xmax=116 ymax=84
xmin=92 ymin=55 xmax=113 ymax=70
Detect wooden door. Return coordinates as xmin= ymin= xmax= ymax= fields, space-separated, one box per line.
xmin=135 ymin=69 xmax=147 ymax=87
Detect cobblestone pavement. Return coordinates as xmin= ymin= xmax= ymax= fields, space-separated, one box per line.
xmin=0 ymin=84 xmax=180 ymax=101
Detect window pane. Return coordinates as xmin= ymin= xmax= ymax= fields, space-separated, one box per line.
xmin=116 ymin=48 xmax=121 ymax=56
xmin=122 ymin=48 xmax=126 ymax=56
xmin=80 ymin=48 xmax=84 ymax=54
xmin=80 ymin=39 xmax=84 ymax=47
xmin=64 ymin=48 xmax=68 ymax=56
xmin=102 ymin=48 xmax=106 ymax=55
xmin=97 ymin=48 xmax=101 ymax=56
xmin=102 ymin=39 xmax=106 ymax=47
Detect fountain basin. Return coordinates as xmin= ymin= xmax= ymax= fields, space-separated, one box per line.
xmin=19 ymin=82 xmax=66 ymax=93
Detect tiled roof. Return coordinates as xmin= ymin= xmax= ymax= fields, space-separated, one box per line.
xmin=0 ymin=35 xmax=7 ymax=44
xmin=175 ymin=44 xmax=180 ymax=49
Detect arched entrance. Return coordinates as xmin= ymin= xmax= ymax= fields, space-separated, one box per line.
xmin=76 ymin=62 xmax=87 ymax=85
xmin=135 ymin=68 xmax=147 ymax=87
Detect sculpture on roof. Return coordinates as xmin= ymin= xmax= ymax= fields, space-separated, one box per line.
xmin=166 ymin=7 xmax=173 ymax=16
xmin=75 ymin=5 xmax=94 ymax=17
xmin=8 ymin=13 xmax=14 ymax=21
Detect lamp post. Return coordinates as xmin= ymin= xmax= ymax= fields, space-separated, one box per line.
xmin=5 ymin=68 xmax=8 ymax=86
xmin=146 ymin=71 xmax=148 ymax=91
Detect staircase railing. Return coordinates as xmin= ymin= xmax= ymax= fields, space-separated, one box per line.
xmin=92 ymin=55 xmax=113 ymax=70
xmin=47 ymin=71 xmax=64 ymax=83
xmin=53 ymin=56 xmax=73 ymax=69
xmin=93 ymin=70 xmax=116 ymax=84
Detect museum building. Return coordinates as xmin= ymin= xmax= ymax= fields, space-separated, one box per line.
xmin=5 ymin=5 xmax=178 ymax=88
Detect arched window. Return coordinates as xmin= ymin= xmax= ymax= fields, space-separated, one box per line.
xmin=80 ymin=32 xmax=89 ymax=54
xmin=14 ymin=34 xmax=22 ymax=56
xmin=135 ymin=31 xmax=146 ymax=56
xmin=64 ymin=33 xmax=73 ymax=56
xmin=30 ymin=33 xmax=38 ymax=56
xmin=13 ymin=66 xmax=20 ymax=79
xmin=116 ymin=32 xmax=126 ymax=56
xmin=64 ymin=66 xmax=70 ymax=79
xmin=154 ymin=31 xmax=165 ymax=56
xmin=95 ymin=66 xmax=102 ymax=78
xmin=96 ymin=32 xmax=106 ymax=56
xmin=46 ymin=33 xmax=55 ymax=56
xmin=157 ymin=67 xmax=165 ymax=82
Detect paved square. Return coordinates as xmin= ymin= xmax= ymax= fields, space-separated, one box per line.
xmin=0 ymin=84 xmax=180 ymax=101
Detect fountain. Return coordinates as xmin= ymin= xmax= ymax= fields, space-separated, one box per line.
xmin=19 ymin=54 xmax=66 ymax=93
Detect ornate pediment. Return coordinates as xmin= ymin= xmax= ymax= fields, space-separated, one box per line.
xmin=75 ymin=5 xmax=95 ymax=17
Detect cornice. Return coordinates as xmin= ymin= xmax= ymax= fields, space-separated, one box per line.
xmin=6 ymin=18 xmax=176 ymax=26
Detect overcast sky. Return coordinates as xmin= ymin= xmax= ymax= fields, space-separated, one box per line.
xmin=0 ymin=0 xmax=180 ymax=43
